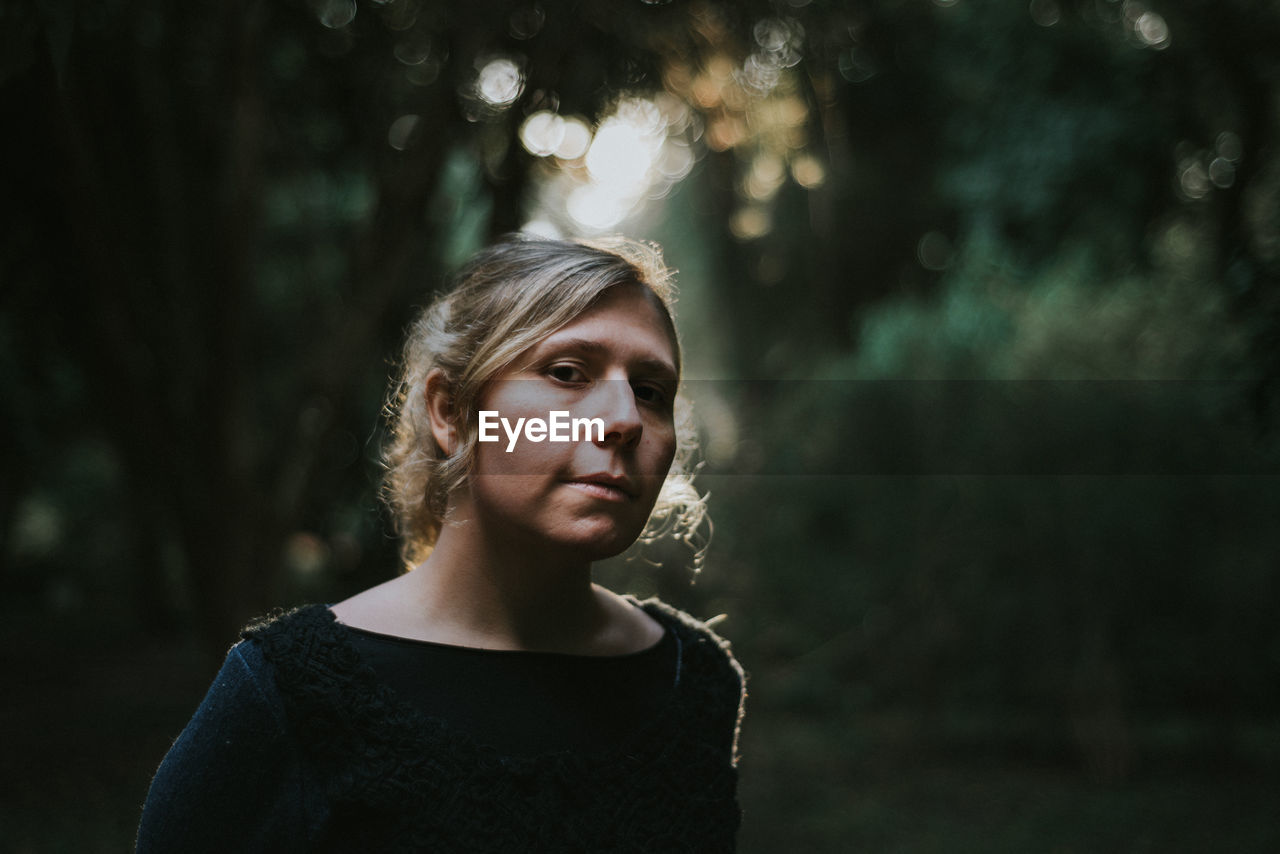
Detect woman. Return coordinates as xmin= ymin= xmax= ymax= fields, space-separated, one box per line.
xmin=136 ymin=235 xmax=746 ymax=852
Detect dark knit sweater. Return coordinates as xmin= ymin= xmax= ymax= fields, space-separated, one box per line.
xmin=343 ymin=620 xmax=679 ymax=757
xmin=136 ymin=597 xmax=746 ymax=853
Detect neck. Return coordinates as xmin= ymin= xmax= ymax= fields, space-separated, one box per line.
xmin=404 ymin=500 xmax=609 ymax=652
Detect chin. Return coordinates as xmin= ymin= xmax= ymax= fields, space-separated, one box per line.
xmin=552 ymin=520 xmax=644 ymax=561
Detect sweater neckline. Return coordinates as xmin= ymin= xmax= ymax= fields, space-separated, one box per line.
xmin=337 ymin=609 xmax=674 ymax=662
xmin=282 ymin=597 xmax=696 ymax=779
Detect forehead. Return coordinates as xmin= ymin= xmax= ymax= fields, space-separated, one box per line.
xmin=532 ymin=284 xmax=679 ymax=374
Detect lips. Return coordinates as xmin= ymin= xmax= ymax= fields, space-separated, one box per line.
xmin=565 ymin=473 xmax=637 ymax=500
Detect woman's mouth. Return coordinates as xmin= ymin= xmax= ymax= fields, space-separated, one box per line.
xmin=565 ymin=474 xmax=636 ymax=501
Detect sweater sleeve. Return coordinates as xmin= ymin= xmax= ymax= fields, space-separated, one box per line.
xmin=718 ymin=655 xmax=747 ymax=770
xmin=693 ymin=624 xmax=747 ymax=771
xmin=135 ymin=640 xmax=317 ymax=854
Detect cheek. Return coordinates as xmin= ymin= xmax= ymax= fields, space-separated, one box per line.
xmin=642 ymin=425 xmax=679 ymax=477
xmin=472 ymin=404 xmax=567 ymax=474
xmin=471 ymin=435 xmax=569 ymax=477
xmin=658 ymin=438 xmax=677 ymax=473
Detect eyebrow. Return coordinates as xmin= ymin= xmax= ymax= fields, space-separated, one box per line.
xmin=531 ymin=336 xmax=678 ymax=380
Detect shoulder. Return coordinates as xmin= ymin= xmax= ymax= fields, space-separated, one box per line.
xmin=237 ymin=603 xmax=371 ymax=706
xmin=632 ymin=597 xmax=742 ymax=666
xmin=170 ymin=638 xmax=290 ymax=739
xmin=632 ymin=596 xmax=748 ymax=767
xmin=236 ymin=603 xmax=398 ymax=728
xmin=239 ymin=604 xmax=343 ymax=665
xmin=631 ymin=595 xmax=746 ymax=698
xmin=241 ymin=602 xmax=336 ymax=640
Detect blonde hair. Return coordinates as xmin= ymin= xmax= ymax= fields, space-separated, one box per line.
xmin=383 ymin=234 xmax=706 ymax=568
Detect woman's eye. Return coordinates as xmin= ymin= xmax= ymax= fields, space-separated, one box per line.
xmin=547 ymin=364 xmax=586 ymax=383
xmin=633 ymin=383 xmax=669 ymax=406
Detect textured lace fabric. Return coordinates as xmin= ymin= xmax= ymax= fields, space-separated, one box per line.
xmin=240 ymin=598 xmax=746 ymax=853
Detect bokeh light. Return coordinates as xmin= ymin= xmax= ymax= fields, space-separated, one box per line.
xmin=1216 ymin=131 xmax=1243 ymax=162
xmin=476 ymin=57 xmax=524 ymax=109
xmin=658 ymin=140 xmax=695 ymax=181
xmin=1124 ymin=2 xmax=1171 ymax=49
xmin=387 ymin=114 xmax=420 ymax=151
xmin=730 ymin=206 xmax=771 ymax=240
xmin=519 ymin=111 xmax=565 ymax=157
xmin=380 ymin=0 xmax=417 ymax=31
xmin=745 ymin=154 xmax=785 ymax=202
xmin=555 ymin=118 xmax=592 ymax=160
xmin=520 ymin=218 xmax=561 ymax=239
xmin=838 ymin=47 xmax=878 ymax=83
xmin=790 ymin=153 xmax=825 ymax=189
xmin=520 ymin=112 xmax=594 ymax=161
xmin=1178 ymin=156 xmax=1210 ymax=200
xmin=1135 ymin=11 xmax=1170 ymax=48
xmin=1208 ymin=157 xmax=1235 ymax=189
xmin=314 ymin=0 xmax=356 ymax=29
xmin=507 ymin=4 xmax=546 ymax=40
xmin=567 ymin=183 xmax=637 ymax=231
xmin=516 ymin=13 xmax=822 ymax=236
xmin=917 ymin=231 xmax=954 ymax=271
xmin=586 ymin=108 xmax=664 ymax=191
xmin=522 ymin=93 xmax=703 ymax=232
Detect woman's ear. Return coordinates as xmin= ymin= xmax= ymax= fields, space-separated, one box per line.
xmin=424 ymin=369 xmax=457 ymax=455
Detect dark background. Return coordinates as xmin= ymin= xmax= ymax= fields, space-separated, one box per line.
xmin=2 ymin=0 xmax=1279 ymax=850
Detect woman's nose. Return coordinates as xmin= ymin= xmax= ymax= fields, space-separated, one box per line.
xmin=592 ymin=379 xmax=643 ymax=448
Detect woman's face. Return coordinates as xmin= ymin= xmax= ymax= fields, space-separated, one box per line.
xmin=463 ymin=283 xmax=679 ymax=560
